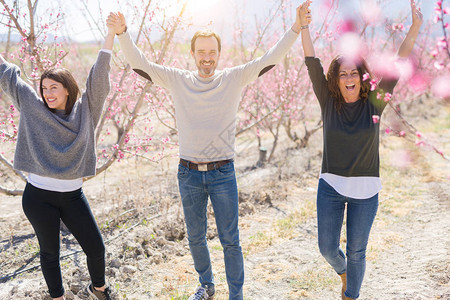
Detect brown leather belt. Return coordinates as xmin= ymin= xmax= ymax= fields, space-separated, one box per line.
xmin=179 ymin=159 xmax=232 ymax=172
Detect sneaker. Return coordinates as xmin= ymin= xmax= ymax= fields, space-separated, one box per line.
xmin=86 ymin=283 xmax=112 ymax=300
xmin=188 ymin=284 xmax=215 ymax=300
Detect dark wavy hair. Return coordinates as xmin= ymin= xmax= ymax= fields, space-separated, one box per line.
xmin=40 ymin=68 xmax=80 ymax=115
xmin=326 ymin=55 xmax=372 ymax=112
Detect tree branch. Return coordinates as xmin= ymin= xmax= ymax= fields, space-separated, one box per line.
xmin=0 ymin=153 xmax=26 ymax=182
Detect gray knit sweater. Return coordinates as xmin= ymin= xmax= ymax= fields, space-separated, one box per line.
xmin=0 ymin=51 xmax=111 ymax=179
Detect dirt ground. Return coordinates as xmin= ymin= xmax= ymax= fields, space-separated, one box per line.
xmin=0 ymin=100 xmax=449 ymax=300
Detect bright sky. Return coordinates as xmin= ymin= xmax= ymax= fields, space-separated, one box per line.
xmin=0 ymin=0 xmax=436 ymax=43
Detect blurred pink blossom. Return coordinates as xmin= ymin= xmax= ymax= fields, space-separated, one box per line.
xmin=390 ymin=149 xmax=412 ymax=169
xmin=408 ymin=73 xmax=430 ymax=93
xmin=385 ymin=128 xmax=391 ymax=134
xmin=361 ymin=1 xmax=381 ymax=23
xmin=338 ymin=33 xmax=364 ymax=62
xmin=395 ymin=59 xmax=414 ymax=80
xmin=437 ymin=37 xmax=448 ymax=49
xmin=399 ymin=131 xmax=406 ymax=137
xmin=432 ymin=75 xmax=450 ymax=100
xmin=369 ymin=53 xmax=399 ymax=79
xmin=337 ymin=20 xmax=357 ymax=35
xmin=372 ymin=115 xmax=380 ymax=123
xmin=434 ymin=61 xmax=445 ymax=70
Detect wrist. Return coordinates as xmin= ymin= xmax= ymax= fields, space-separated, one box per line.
xmin=301 ymin=24 xmax=309 ymax=30
xmin=291 ymin=23 xmax=301 ymax=34
xmin=117 ymin=26 xmax=127 ymax=36
xmin=411 ymin=22 xmax=422 ymax=30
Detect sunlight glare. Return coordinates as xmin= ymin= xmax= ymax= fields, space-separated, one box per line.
xmin=185 ymin=0 xmax=221 ymax=14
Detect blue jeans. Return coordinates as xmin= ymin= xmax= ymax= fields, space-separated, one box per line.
xmin=178 ymin=161 xmax=244 ymax=300
xmin=316 ymin=179 xmax=378 ymax=299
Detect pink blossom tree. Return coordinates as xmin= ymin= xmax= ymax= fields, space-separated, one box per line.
xmin=0 ymin=0 xmax=448 ymax=195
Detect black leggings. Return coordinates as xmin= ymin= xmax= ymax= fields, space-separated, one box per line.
xmin=22 ymin=183 xmax=105 ymax=298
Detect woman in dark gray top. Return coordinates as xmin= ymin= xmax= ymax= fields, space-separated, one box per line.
xmin=298 ymin=0 xmax=422 ymax=299
xmin=0 ymin=27 xmax=115 ymax=300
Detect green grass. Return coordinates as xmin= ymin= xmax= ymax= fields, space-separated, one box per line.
xmin=287 ymin=266 xmax=339 ymax=296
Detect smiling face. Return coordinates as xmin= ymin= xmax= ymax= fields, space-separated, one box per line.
xmin=41 ymin=78 xmax=69 ymax=110
xmin=338 ymin=60 xmax=361 ymax=103
xmin=40 ymin=68 xmax=80 ymax=114
xmin=191 ymin=36 xmax=220 ymax=78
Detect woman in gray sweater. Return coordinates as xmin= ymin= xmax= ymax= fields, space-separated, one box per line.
xmin=0 ymin=27 xmax=115 ymax=300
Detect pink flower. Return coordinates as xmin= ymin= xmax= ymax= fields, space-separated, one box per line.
xmin=415 ymin=141 xmax=425 ymax=146
xmin=416 ymin=132 xmax=422 ymax=138
xmin=370 ymin=79 xmax=378 ymax=91
xmin=434 ymin=61 xmax=444 ymax=70
xmin=384 ymin=92 xmax=392 ymax=103
xmin=372 ymin=115 xmax=380 ymax=124
xmin=363 ymin=73 xmax=370 ymax=81
xmin=392 ymin=23 xmax=404 ymax=31
xmin=399 ymin=131 xmax=406 ymax=137
xmin=385 ymin=128 xmax=391 ymax=134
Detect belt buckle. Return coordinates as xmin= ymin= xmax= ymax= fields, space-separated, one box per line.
xmin=198 ymin=164 xmax=208 ymax=172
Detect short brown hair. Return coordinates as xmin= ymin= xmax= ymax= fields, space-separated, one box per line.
xmin=191 ymin=30 xmax=221 ymax=53
xmin=40 ymin=68 xmax=80 ymax=115
xmin=326 ymin=55 xmax=372 ymax=112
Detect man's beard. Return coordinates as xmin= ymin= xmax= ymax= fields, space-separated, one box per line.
xmin=198 ymin=60 xmax=216 ymax=76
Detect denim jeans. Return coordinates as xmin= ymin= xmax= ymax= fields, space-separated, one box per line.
xmin=316 ymin=178 xmax=378 ymax=299
xmin=22 ymin=183 xmax=105 ymax=298
xmin=178 ymin=161 xmax=244 ymax=300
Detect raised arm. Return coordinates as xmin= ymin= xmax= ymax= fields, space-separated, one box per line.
xmin=291 ymin=1 xmax=303 ymax=34
xmin=231 ymin=4 xmax=303 ymax=87
xmin=103 ymin=25 xmax=115 ymax=51
xmin=299 ymin=0 xmax=315 ymax=57
xmin=397 ymin=0 xmax=423 ymax=58
xmin=84 ymin=25 xmax=113 ymax=126
xmin=0 ymin=52 xmax=40 ymax=111
xmin=106 ymin=11 xmax=176 ymax=89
